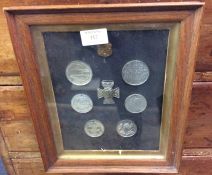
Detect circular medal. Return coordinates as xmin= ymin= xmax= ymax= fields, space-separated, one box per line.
xmin=66 ymin=60 xmax=92 ymax=86
xmin=116 ymin=119 xmax=137 ymax=137
xmin=84 ymin=119 xmax=104 ymax=137
xmin=71 ymin=94 xmax=93 ymax=113
xmin=125 ymin=94 xmax=147 ymax=113
xmin=122 ymin=60 xmax=149 ymax=86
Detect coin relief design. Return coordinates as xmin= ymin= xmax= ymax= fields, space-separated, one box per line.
xmin=66 ymin=60 xmax=93 ymax=86
xmin=71 ymin=94 xmax=93 ymax=113
xmin=116 ymin=119 xmax=137 ymax=137
xmin=125 ymin=94 xmax=147 ymax=113
xmin=122 ymin=60 xmax=150 ymax=86
xmin=84 ymin=119 xmax=105 ymax=137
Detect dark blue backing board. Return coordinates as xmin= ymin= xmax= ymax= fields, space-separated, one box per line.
xmin=43 ymin=29 xmax=169 ymax=150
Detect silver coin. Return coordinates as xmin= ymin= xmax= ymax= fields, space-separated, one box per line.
xmin=116 ymin=119 xmax=137 ymax=137
xmin=125 ymin=94 xmax=147 ymax=113
xmin=122 ymin=60 xmax=149 ymax=86
xmin=66 ymin=60 xmax=92 ymax=86
xmin=71 ymin=94 xmax=93 ymax=113
xmin=84 ymin=119 xmax=104 ymax=137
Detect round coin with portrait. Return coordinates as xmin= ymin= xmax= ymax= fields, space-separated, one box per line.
xmin=116 ymin=119 xmax=137 ymax=137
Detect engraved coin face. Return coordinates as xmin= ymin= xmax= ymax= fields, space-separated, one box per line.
xmin=125 ymin=94 xmax=147 ymax=113
xmin=84 ymin=119 xmax=104 ymax=137
xmin=66 ymin=60 xmax=92 ymax=86
xmin=122 ymin=60 xmax=149 ymax=86
xmin=116 ymin=119 xmax=137 ymax=137
xmin=71 ymin=94 xmax=93 ymax=113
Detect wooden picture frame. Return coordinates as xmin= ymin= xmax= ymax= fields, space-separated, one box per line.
xmin=4 ymin=2 xmax=204 ymax=173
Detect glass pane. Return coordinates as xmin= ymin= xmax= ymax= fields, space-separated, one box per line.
xmin=41 ymin=27 xmax=169 ymax=150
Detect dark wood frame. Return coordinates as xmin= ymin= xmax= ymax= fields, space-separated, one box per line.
xmin=4 ymin=2 xmax=204 ymax=173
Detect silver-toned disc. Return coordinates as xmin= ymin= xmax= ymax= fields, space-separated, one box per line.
xmin=122 ymin=60 xmax=149 ymax=86
xmin=125 ymin=94 xmax=147 ymax=113
xmin=116 ymin=119 xmax=137 ymax=137
xmin=66 ymin=60 xmax=92 ymax=86
xmin=84 ymin=119 xmax=104 ymax=137
xmin=71 ymin=94 xmax=93 ymax=113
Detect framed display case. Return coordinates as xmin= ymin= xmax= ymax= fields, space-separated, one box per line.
xmin=4 ymin=2 xmax=204 ymax=173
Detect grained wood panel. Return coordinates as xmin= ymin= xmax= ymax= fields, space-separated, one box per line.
xmin=12 ymin=158 xmax=62 ymax=175
xmin=179 ymin=157 xmax=212 ymax=175
xmin=0 ymin=86 xmax=29 ymax=122
xmin=0 ymin=121 xmax=39 ymax=151
xmin=194 ymin=0 xmax=211 ymax=72
xmin=11 ymin=152 xmax=94 ymax=175
xmin=194 ymin=72 xmax=212 ymax=81
xmin=184 ymin=82 xmax=212 ymax=148
xmin=183 ymin=148 xmax=212 ymax=157
xmin=0 ymin=5 xmax=18 ymax=75
xmin=196 ymin=25 xmax=212 ymax=71
xmin=0 ymin=76 xmax=22 ymax=85
xmin=202 ymin=0 xmax=212 ymax=24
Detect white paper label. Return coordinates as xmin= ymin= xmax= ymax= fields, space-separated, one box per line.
xmin=80 ymin=28 xmax=108 ymax=46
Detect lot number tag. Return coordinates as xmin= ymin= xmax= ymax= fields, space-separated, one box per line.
xmin=80 ymin=28 xmax=109 ymax=46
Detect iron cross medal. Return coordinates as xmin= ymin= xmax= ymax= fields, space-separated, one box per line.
xmin=97 ymin=80 xmax=120 ymax=104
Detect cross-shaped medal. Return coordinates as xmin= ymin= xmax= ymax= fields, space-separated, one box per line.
xmin=97 ymin=80 xmax=120 ymax=104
